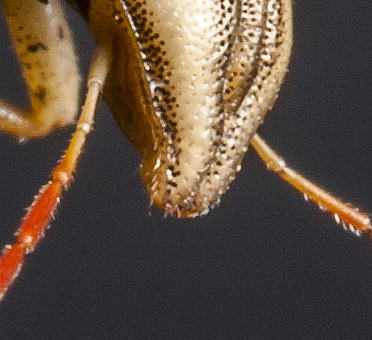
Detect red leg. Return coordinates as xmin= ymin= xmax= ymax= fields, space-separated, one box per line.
xmin=0 ymin=48 xmax=110 ymax=301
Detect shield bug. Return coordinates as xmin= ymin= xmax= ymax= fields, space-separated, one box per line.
xmin=0 ymin=0 xmax=370 ymax=305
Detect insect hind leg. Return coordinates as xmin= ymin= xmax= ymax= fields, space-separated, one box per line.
xmin=251 ymin=134 xmax=372 ymax=235
xmin=0 ymin=0 xmax=80 ymax=138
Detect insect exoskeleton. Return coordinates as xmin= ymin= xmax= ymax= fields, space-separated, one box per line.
xmin=0 ymin=0 xmax=370 ymax=306
xmin=88 ymin=0 xmax=292 ymax=216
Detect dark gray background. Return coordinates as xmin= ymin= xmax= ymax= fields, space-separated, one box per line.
xmin=1 ymin=1 xmax=372 ymax=339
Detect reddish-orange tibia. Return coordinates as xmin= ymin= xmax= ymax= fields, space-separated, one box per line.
xmin=0 ymin=246 xmax=24 ymax=299
xmin=0 ymin=182 xmax=62 ymax=299
xmin=0 ymin=47 xmax=110 ymax=301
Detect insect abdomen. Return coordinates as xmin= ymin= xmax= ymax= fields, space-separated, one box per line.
xmin=89 ymin=0 xmax=293 ymax=217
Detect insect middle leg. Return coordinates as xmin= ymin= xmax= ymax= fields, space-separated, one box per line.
xmin=0 ymin=0 xmax=80 ymax=139
xmin=0 ymin=0 xmax=112 ymax=301
xmin=0 ymin=46 xmax=110 ymax=301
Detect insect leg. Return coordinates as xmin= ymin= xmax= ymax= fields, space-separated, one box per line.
xmin=0 ymin=47 xmax=110 ymax=301
xmin=251 ymin=134 xmax=371 ymax=235
xmin=0 ymin=0 xmax=80 ymax=138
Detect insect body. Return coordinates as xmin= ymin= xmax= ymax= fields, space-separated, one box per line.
xmin=86 ymin=0 xmax=293 ymax=217
xmin=0 ymin=0 xmax=370 ymax=302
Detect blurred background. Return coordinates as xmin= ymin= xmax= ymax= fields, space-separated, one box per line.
xmin=1 ymin=1 xmax=372 ymax=338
